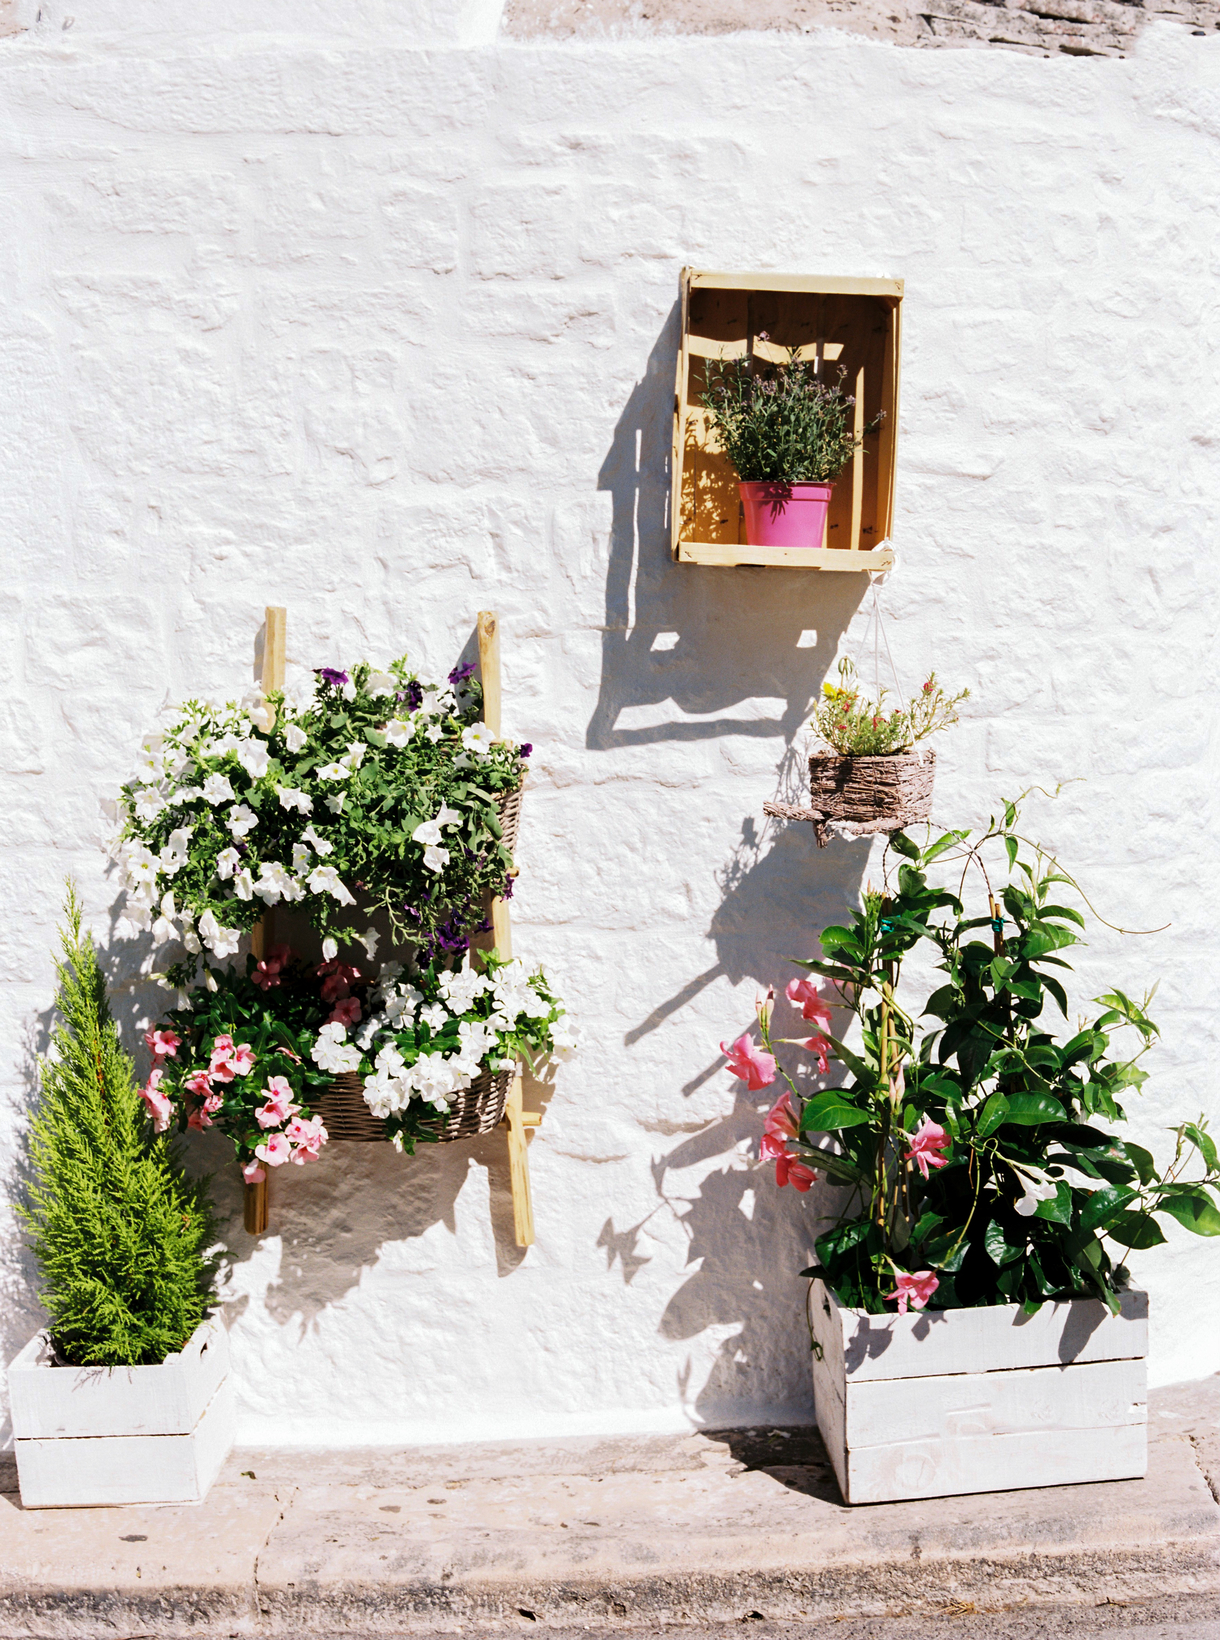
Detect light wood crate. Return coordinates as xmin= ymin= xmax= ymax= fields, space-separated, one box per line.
xmin=8 ymin=1317 xmax=234 ymax=1507
xmin=671 ymin=269 xmax=903 ymax=571
xmin=809 ymin=1278 xmax=1148 ymax=1505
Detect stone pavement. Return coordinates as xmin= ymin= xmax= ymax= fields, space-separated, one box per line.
xmin=2 ymin=1378 xmax=1218 ymax=1639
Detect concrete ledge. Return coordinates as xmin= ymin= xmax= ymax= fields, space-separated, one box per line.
xmin=1 ymin=1379 xmax=1218 ymax=1637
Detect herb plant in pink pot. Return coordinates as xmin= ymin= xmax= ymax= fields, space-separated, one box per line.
xmin=700 ymin=340 xmax=882 ymax=548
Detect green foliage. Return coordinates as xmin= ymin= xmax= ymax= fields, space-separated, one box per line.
xmin=20 ymin=889 xmax=217 ymax=1366
xmin=769 ymin=795 xmax=1220 ymax=1314
xmin=699 ymin=349 xmax=880 ymax=485
xmin=809 ymin=658 xmax=969 ymax=757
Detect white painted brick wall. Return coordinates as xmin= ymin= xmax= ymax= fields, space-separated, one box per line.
xmin=2 ymin=6 xmax=1218 ymax=1446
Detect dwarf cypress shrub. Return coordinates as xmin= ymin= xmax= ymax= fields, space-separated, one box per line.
xmin=21 ymin=889 xmax=217 ymax=1366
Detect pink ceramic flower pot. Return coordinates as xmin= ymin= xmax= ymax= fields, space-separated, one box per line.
xmin=740 ymin=481 xmax=834 ymax=548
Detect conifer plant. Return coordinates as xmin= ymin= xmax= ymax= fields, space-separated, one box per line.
xmin=21 ymin=889 xmax=217 ymax=1366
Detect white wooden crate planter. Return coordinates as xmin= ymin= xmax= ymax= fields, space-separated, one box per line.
xmin=808 ymin=1278 xmax=1148 ymax=1505
xmin=7 ymin=1317 xmax=234 ymax=1508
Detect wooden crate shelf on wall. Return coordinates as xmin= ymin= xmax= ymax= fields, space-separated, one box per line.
xmin=671 ymin=270 xmax=903 ymax=571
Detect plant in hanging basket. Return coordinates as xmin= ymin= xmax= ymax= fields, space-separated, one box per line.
xmin=796 ymin=659 xmax=968 ymax=842
xmin=106 ymin=655 xmax=527 ymax=969
xmin=149 ymin=950 xmax=337 ymax=1183
xmin=311 ymin=951 xmax=576 ymax=1152
xmin=720 ymin=793 xmax=1220 ymax=1501
xmin=699 ymin=343 xmax=883 ymax=548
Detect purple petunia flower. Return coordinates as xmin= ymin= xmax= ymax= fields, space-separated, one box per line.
xmin=315 ymin=667 xmax=349 ymax=688
xmin=405 ymin=680 xmax=423 ymax=712
xmin=519 ymin=743 xmax=533 ymax=758
xmin=448 ymin=660 xmax=477 ymax=686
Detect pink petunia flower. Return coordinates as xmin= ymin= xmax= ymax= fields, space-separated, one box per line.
xmin=144 ymin=1027 xmax=181 ymax=1061
xmin=252 ymin=944 xmax=292 ymax=991
xmin=285 ymin=1113 xmax=328 ymax=1163
xmin=802 ymin=1034 xmax=832 ymax=1073
xmin=328 ymin=995 xmax=362 ymax=1027
xmin=885 ymin=1269 xmax=939 ymax=1314
xmin=786 ymin=977 xmax=833 ymax=1030
xmin=242 ymin=1160 xmax=267 ymax=1184
xmin=256 ymin=1075 xmax=300 ymax=1130
xmin=760 ymin=1091 xmax=799 ymax=1160
xmin=775 ymin=1152 xmax=817 ymax=1192
xmin=254 ymin=1131 xmax=292 ymax=1168
xmin=139 ymin=1068 xmax=173 ymax=1133
xmin=720 ymin=1032 xmax=777 ymax=1092
xmin=904 ymin=1116 xmax=951 ymax=1180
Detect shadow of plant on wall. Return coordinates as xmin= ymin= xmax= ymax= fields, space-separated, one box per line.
xmin=587 ymin=307 xmax=886 ymax=1424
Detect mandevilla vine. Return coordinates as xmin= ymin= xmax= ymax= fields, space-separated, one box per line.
xmin=726 ymin=792 xmax=1220 ymax=1315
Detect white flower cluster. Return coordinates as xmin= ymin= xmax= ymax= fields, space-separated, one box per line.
xmin=329 ymin=957 xmax=574 ymax=1123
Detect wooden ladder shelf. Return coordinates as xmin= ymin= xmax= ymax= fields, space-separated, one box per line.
xmin=242 ymin=606 xmax=540 ymax=1247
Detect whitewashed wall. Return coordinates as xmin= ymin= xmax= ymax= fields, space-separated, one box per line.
xmin=2 ymin=1 xmax=1218 ymax=1445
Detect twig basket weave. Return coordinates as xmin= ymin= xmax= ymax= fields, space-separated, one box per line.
xmin=315 ymin=1068 xmax=513 ymax=1144
xmin=764 ymin=749 xmax=936 ymax=848
xmin=498 ymin=777 xmax=524 ymax=856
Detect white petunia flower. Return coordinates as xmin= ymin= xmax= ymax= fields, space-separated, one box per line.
xmin=226 ymin=804 xmax=258 ymax=838
xmin=301 ymin=824 xmax=333 ymax=857
xmin=461 ymin=722 xmax=497 ymax=755
xmin=120 ymin=841 xmax=160 ymax=888
xmin=292 ymin=843 xmax=311 ymax=874
xmin=424 ymin=723 xmax=444 ymax=743
xmin=181 ymin=921 xmax=201 ymax=955
xmin=356 ymin=927 xmax=380 ymax=961
xmin=312 ymin=1020 xmax=362 ymax=1074
xmin=159 ymin=826 xmax=193 ymax=875
xmin=254 ymin=861 xmax=303 ymax=906
xmin=241 ymin=688 xmax=276 ymax=734
xmin=215 ymin=846 xmax=241 ymax=880
xmin=412 ymin=817 xmax=442 ymax=847
xmin=436 ymin=802 xmax=462 ymax=829
xmin=277 ymin=786 xmax=312 ymax=814
xmin=202 ymin=774 xmax=236 ymax=806
xmin=366 ymin=671 xmax=397 ymax=698
xmin=237 ymin=739 xmax=271 ymax=778
xmin=383 ymin=717 xmax=415 ymax=748
xmin=344 ymin=741 xmax=366 ymax=770
xmin=283 ymin=722 xmax=308 ymax=753
xmin=322 ymin=937 xmax=338 ymax=961
xmin=422 ymin=843 xmax=449 ymax=873
xmin=318 ymin=762 xmax=349 ymax=781
xmin=341 ymin=679 xmax=357 ymax=702
xmin=233 ymin=869 xmax=254 ymax=901
xmin=307 ymin=865 xmax=356 ymax=906
xmin=199 ymin=909 xmax=242 ymax=959
xmin=325 ymin=793 xmax=346 ymax=814
xmin=133 ymin=786 xmax=168 ymax=823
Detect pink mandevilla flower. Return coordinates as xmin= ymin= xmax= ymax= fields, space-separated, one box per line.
xmin=228 ymin=1042 xmax=255 ymax=1076
xmin=144 ymin=1028 xmax=181 ymax=1060
xmin=243 ymin=1160 xmax=267 ymax=1184
xmin=209 ymin=1035 xmax=236 ymax=1081
xmin=139 ymin=1069 xmax=173 ymax=1133
xmin=285 ymin=1113 xmax=327 ymax=1163
xmin=885 ymin=1269 xmax=939 ymax=1315
xmin=760 ymin=1091 xmax=799 ymax=1160
xmin=775 ymin=1152 xmax=817 ymax=1192
xmin=184 ymin=1070 xmax=213 ymax=1097
xmin=187 ymin=1105 xmax=214 ymax=1131
xmin=719 ymin=1031 xmax=776 ymax=1092
xmin=803 ymin=1034 xmax=832 ymax=1073
xmin=904 ymin=1116 xmax=951 ymax=1179
xmin=316 ymin=960 xmax=363 ymax=1004
xmin=254 ymin=1131 xmax=293 ymax=1168
xmin=785 ymin=977 xmax=832 ymax=1030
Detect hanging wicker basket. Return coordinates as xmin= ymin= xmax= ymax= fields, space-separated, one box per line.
xmin=313 ymin=1068 xmax=513 ymax=1144
xmin=764 ymin=749 xmax=936 ymax=848
xmin=497 ymin=776 xmax=524 ymax=857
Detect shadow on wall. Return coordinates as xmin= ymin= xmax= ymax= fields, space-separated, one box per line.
xmin=589 ymin=301 xmax=877 ymax=1424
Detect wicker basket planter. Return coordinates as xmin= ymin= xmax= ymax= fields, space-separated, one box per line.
xmin=314 ymin=1068 xmax=513 ymax=1144
xmin=765 ymin=749 xmax=935 ymax=847
xmin=497 ymin=776 xmax=524 ymax=857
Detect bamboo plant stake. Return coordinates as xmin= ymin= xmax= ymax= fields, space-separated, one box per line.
xmin=243 ymin=605 xmax=286 ymax=1236
xmin=477 ymin=611 xmax=541 ymax=1248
